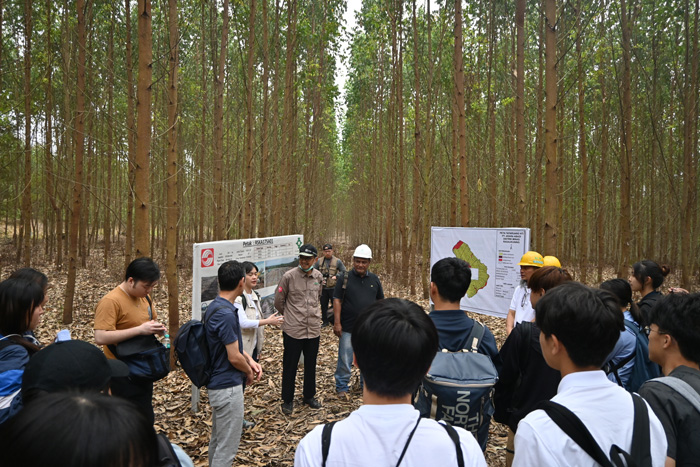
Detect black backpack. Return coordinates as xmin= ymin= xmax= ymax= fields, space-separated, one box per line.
xmin=537 ymin=393 xmax=651 ymax=467
xmin=155 ymin=433 xmax=182 ymax=467
xmin=173 ymin=303 xmax=217 ymax=388
xmin=604 ymin=319 xmax=661 ymax=392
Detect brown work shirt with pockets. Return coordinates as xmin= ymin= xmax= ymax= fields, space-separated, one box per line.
xmin=274 ymin=267 xmax=323 ymax=339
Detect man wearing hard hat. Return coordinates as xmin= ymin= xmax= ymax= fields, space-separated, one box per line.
xmin=332 ymin=244 xmax=384 ymax=399
xmin=505 ymin=251 xmax=544 ymax=335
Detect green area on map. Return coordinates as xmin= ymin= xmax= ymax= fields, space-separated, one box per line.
xmin=452 ymin=240 xmax=489 ymax=298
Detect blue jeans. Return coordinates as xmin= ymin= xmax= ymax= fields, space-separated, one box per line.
xmin=334 ymin=332 xmax=354 ymax=393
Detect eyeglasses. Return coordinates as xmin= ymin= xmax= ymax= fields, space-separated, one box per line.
xmin=643 ymin=326 xmax=666 ymax=337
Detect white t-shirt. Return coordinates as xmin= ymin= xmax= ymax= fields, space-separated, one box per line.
xmin=513 ymin=370 xmax=667 ymax=466
xmin=294 ymin=404 xmax=486 ymax=467
xmin=509 ymin=284 xmax=534 ymax=324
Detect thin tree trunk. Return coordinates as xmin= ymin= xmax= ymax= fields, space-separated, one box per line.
xmin=213 ymin=0 xmax=229 ymax=240
xmin=104 ymin=5 xmax=114 ymax=268
xmin=64 ymin=0 xmax=87 ymax=324
xmin=515 ymin=0 xmax=526 ymax=227
xmin=244 ymin=0 xmax=256 ymax=237
xmin=617 ymin=0 xmax=633 ymax=277
xmin=544 ymin=0 xmax=558 ymax=254
xmin=281 ymin=0 xmax=297 ymax=235
xmin=166 ymin=0 xmax=179 ymax=365
xmin=576 ymin=1 xmax=588 ymax=283
xmin=257 ymin=0 xmax=270 ymax=237
xmin=125 ymin=0 xmax=135 ymax=266
xmin=409 ymin=0 xmax=421 ymax=295
xmin=134 ymin=0 xmax=152 ymax=257
xmin=21 ymin=0 xmax=32 ymax=266
xmin=455 ymin=0 xmax=468 ymax=226
xmin=596 ymin=0 xmax=608 ymax=284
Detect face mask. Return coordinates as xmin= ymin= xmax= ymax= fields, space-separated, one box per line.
xmin=299 ymin=264 xmax=314 ymax=273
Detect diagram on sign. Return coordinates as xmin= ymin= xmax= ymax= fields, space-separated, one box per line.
xmin=452 ymin=240 xmax=489 ymax=298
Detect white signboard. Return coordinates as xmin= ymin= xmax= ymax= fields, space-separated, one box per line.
xmin=430 ymin=227 xmax=530 ymax=319
xmin=192 ymin=234 xmax=303 ymax=320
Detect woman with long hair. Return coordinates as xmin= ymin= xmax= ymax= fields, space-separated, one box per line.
xmin=0 ymin=278 xmax=46 ymax=425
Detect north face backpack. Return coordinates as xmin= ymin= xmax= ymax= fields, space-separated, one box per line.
xmin=413 ymin=321 xmax=498 ymax=451
xmin=605 ymin=319 xmax=661 ymax=392
xmin=174 ymin=303 xmax=217 ymax=388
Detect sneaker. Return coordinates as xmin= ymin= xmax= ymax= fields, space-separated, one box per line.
xmin=303 ymin=398 xmax=322 ymax=409
xmin=281 ymin=401 xmax=294 ymax=415
xmin=242 ymin=419 xmax=256 ymax=429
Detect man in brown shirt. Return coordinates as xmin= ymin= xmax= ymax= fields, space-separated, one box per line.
xmin=94 ymin=257 xmax=166 ymax=424
xmin=274 ymin=244 xmax=324 ymax=415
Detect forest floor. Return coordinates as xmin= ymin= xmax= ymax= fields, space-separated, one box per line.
xmin=6 ymin=238 xmax=679 ymax=466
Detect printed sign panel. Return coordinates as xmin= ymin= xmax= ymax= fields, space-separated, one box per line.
xmin=431 ymin=227 xmax=530 ymax=319
xmin=192 ymin=235 xmax=303 ymax=320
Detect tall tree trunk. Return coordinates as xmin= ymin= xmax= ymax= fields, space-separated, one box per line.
xmin=21 ymin=0 xmax=32 ymax=266
xmin=134 ymin=0 xmax=152 ymax=257
xmin=125 ymin=0 xmax=136 ymax=266
xmin=576 ymin=1 xmax=588 ymax=283
xmin=244 ymin=0 xmax=256 ymax=237
xmin=681 ymin=0 xmax=699 ymax=288
xmin=409 ymin=0 xmax=421 ymax=295
xmin=166 ymin=0 xmax=179 ymax=365
xmin=281 ymin=0 xmax=297 ymax=235
xmin=104 ymin=5 xmax=114 ymax=268
xmin=45 ymin=0 xmax=59 ymax=264
xmin=596 ymin=0 xmax=608 ymax=284
xmin=515 ymin=0 xmax=526 ymax=227
xmin=257 ymin=0 xmax=270 ymax=237
xmin=455 ymin=0 xmax=468 ymax=226
xmin=544 ymin=0 xmax=558 ymax=254
xmin=64 ymin=0 xmax=87 ymax=324
xmin=617 ymin=0 xmax=633 ymax=277
xmin=487 ymin=3 xmax=496 ymax=226
xmin=213 ymin=0 xmax=230 ymax=240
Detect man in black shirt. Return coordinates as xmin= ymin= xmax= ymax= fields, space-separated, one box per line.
xmin=332 ymin=244 xmax=384 ymax=398
xmin=639 ymin=292 xmax=700 ymax=467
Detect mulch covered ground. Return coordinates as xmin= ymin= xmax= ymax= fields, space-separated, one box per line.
xmin=3 ymin=247 xmax=509 ymax=466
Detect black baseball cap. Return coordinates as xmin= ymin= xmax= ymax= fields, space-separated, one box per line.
xmin=22 ymin=340 xmax=130 ymax=393
xmin=322 ymin=244 xmax=333 ymax=250
xmin=299 ymin=244 xmax=318 ymax=257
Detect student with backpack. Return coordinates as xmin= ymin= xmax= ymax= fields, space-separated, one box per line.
xmin=295 ymin=298 xmax=486 ymax=467
xmin=513 ymin=282 xmax=667 ymax=466
xmin=0 ymin=277 xmax=46 ymax=426
xmin=494 ymin=266 xmax=571 ymax=466
xmin=629 ymin=260 xmax=670 ymax=326
xmin=638 ymin=292 xmax=700 ymax=466
xmin=204 ymin=260 xmax=262 ymax=467
xmin=600 ymin=279 xmax=660 ymax=391
xmin=415 ymin=257 xmax=500 ymax=451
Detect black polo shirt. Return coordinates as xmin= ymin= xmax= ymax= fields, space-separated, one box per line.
xmin=333 ymin=269 xmax=384 ymax=333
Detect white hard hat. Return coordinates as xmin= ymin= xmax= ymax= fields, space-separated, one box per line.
xmin=353 ymin=244 xmax=372 ymax=259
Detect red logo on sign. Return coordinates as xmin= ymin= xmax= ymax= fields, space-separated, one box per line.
xmin=201 ymin=249 xmax=214 ymax=267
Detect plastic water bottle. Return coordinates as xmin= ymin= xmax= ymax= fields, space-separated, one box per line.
xmin=163 ymin=333 xmax=171 ymax=349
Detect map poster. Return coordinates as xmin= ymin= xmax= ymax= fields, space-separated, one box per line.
xmin=192 ymin=234 xmax=303 ymax=320
xmin=430 ymin=227 xmax=530 ymax=319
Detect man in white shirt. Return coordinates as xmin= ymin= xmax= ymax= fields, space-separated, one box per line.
xmin=513 ymin=282 xmax=667 ymax=466
xmin=294 ymin=298 xmax=486 ymax=467
xmin=506 ymin=251 xmax=543 ymax=335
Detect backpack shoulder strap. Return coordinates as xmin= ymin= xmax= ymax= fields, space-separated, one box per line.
xmin=321 ymin=420 xmax=338 ymax=467
xmin=439 ymin=422 xmax=465 ymax=467
xmin=627 ymin=393 xmax=651 ymax=467
xmin=649 ymin=376 xmax=700 ymax=414
xmin=465 ymin=321 xmax=485 ymax=352
xmin=537 ymin=401 xmax=614 ymax=467
xmin=146 ymin=295 xmax=153 ymax=320
xmin=241 ymin=294 xmax=248 ymax=311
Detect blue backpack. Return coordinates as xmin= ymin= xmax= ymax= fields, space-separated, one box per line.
xmin=606 ymin=319 xmax=661 ymax=392
xmin=413 ymin=321 xmax=498 ymax=451
xmin=174 ymin=304 xmax=217 ymax=388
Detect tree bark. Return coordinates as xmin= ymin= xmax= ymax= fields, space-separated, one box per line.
xmin=576 ymin=1 xmax=588 ymax=283
xmin=544 ymin=0 xmax=558 ymax=255
xmin=64 ymin=0 xmax=87 ymax=324
xmin=455 ymin=0 xmax=468 ymax=227
xmin=617 ymin=0 xmax=633 ymax=277
xmin=515 ymin=0 xmax=526 ymax=227
xmin=166 ymin=0 xmax=179 ymax=366
xmin=213 ymin=0 xmax=230 ymax=240
xmin=21 ymin=0 xmax=32 ymax=266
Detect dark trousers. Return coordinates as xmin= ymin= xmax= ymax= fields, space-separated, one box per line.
xmin=110 ymin=376 xmax=154 ymax=425
xmin=320 ymin=288 xmax=334 ymax=324
xmin=281 ymin=332 xmax=319 ymax=403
